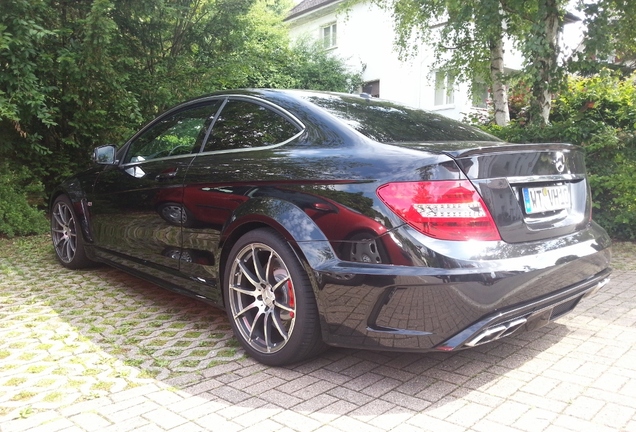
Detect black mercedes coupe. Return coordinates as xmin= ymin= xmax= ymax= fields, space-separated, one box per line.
xmin=50 ymin=89 xmax=612 ymax=365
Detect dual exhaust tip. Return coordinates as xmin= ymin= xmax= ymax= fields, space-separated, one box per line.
xmin=465 ymin=277 xmax=611 ymax=348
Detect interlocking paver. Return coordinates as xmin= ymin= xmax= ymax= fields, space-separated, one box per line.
xmin=1 ymin=235 xmax=636 ymax=432
xmin=68 ymin=413 xmax=112 ymax=431
xmin=379 ymin=390 xmax=431 ymax=412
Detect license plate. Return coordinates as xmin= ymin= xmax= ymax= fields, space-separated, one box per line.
xmin=522 ymin=185 xmax=570 ymax=214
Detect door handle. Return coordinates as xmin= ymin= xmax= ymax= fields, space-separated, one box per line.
xmin=156 ymin=169 xmax=178 ymax=181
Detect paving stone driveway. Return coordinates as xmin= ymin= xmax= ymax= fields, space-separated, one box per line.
xmin=1 ymin=236 xmax=635 ymax=432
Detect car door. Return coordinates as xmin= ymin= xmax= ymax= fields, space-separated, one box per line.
xmin=89 ymin=100 xmax=222 ymax=277
xmin=179 ymin=97 xmax=304 ymax=298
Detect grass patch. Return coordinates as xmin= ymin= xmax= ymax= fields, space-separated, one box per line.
xmin=8 ymin=342 xmax=27 ymax=349
xmin=216 ymin=349 xmax=236 ymax=358
xmin=66 ymin=379 xmax=86 ymax=388
xmin=136 ymin=330 xmax=153 ymax=336
xmin=183 ymin=331 xmax=202 ymax=338
xmin=114 ymin=326 xmax=135 ymax=335
xmin=159 ymin=331 xmax=178 ymax=337
xmin=35 ymin=343 xmax=53 ymax=350
xmin=12 ymin=391 xmax=37 ymax=401
xmin=90 ymin=381 xmax=113 ymax=392
xmin=26 ymin=365 xmax=47 ymax=374
xmin=5 ymin=377 xmax=27 ymax=386
xmin=225 ymin=338 xmax=240 ymax=348
xmin=138 ymin=369 xmax=161 ymax=379
xmin=43 ymin=392 xmax=64 ymax=402
xmin=18 ymin=352 xmax=37 ymax=361
xmin=35 ymin=378 xmax=57 ymax=387
xmin=179 ymin=360 xmax=200 ymax=368
xmin=173 ymin=340 xmax=193 ymax=348
xmin=612 ymin=241 xmax=636 ymax=271
xmin=19 ymin=406 xmax=34 ymax=418
xmin=124 ymin=359 xmax=143 ymax=368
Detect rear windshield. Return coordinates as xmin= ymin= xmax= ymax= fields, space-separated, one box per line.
xmin=304 ymin=94 xmax=501 ymax=143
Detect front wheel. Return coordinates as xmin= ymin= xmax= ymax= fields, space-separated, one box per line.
xmin=51 ymin=195 xmax=93 ymax=269
xmin=224 ymin=228 xmax=325 ymax=366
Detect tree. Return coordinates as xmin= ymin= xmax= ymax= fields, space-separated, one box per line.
xmin=0 ymin=0 xmax=361 ymax=196
xmin=369 ymin=0 xmax=512 ymax=125
xmin=366 ymin=0 xmax=576 ymax=126
xmin=575 ymin=0 xmax=636 ymax=74
xmin=513 ymin=0 xmax=564 ymax=126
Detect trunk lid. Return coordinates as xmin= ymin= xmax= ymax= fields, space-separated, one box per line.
xmin=396 ymin=141 xmax=592 ymax=243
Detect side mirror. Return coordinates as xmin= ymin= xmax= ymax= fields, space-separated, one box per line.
xmin=93 ymin=145 xmax=117 ymax=165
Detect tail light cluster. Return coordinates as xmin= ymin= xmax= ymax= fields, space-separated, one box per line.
xmin=377 ymin=181 xmax=501 ymax=241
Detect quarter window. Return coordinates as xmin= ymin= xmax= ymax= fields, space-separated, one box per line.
xmin=124 ymin=103 xmax=220 ymax=164
xmin=205 ymin=100 xmax=300 ymax=152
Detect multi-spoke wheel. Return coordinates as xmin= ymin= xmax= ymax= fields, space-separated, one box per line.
xmin=224 ymin=228 xmax=324 ymax=365
xmin=51 ymin=195 xmax=92 ymax=269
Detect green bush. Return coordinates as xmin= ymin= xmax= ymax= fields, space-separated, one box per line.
xmin=0 ymin=163 xmax=48 ymax=238
xmin=481 ymin=70 xmax=636 ymax=240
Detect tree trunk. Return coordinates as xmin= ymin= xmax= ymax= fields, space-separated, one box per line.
xmin=529 ymin=0 xmax=560 ymax=126
xmin=489 ymin=35 xmax=510 ymax=126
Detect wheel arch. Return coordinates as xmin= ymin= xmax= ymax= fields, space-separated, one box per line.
xmin=49 ymin=185 xmax=94 ymax=244
xmin=218 ymin=197 xmax=337 ymax=307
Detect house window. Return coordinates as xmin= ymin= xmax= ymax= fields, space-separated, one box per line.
xmin=472 ymin=81 xmax=489 ymax=109
xmin=321 ymin=23 xmax=337 ymax=49
xmin=434 ymin=71 xmax=455 ymax=106
xmin=363 ymin=80 xmax=380 ymax=98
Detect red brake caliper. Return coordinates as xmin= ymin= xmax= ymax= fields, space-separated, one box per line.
xmin=287 ymin=280 xmax=295 ymax=318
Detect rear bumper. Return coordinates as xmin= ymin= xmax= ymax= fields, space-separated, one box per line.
xmin=300 ymin=222 xmax=612 ymax=352
xmin=435 ymin=269 xmax=610 ymax=351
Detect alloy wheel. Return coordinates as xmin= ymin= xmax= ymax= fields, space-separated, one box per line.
xmin=228 ymin=242 xmax=297 ymax=354
xmin=51 ymin=201 xmax=78 ymax=263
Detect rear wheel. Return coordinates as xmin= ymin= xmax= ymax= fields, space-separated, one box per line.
xmin=224 ymin=228 xmax=324 ymax=365
xmin=51 ymin=195 xmax=93 ymax=269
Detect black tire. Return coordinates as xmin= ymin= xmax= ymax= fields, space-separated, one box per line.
xmin=223 ymin=228 xmax=325 ymax=366
xmin=50 ymin=195 xmax=93 ymax=269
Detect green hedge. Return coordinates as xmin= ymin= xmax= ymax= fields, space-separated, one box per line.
xmin=482 ymin=70 xmax=636 ymax=240
xmin=0 ymin=163 xmax=48 ymax=238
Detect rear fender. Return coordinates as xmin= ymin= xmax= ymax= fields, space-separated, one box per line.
xmin=221 ymin=197 xmax=337 ymax=268
xmin=219 ymin=197 xmax=337 ymax=333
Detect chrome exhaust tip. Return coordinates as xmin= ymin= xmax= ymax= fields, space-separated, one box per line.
xmin=584 ymin=277 xmax=610 ymax=298
xmin=464 ymin=317 xmax=527 ymax=347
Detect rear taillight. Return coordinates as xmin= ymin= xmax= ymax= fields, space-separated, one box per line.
xmin=377 ymin=181 xmax=501 ymax=241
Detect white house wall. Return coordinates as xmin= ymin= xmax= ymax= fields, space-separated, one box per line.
xmin=287 ymin=1 xmax=495 ymax=120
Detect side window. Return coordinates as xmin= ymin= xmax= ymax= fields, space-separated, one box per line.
xmin=124 ymin=102 xmax=220 ymax=164
xmin=205 ymin=100 xmax=300 ymax=152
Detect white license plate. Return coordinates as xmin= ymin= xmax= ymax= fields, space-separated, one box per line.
xmin=522 ymin=185 xmax=570 ymax=214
